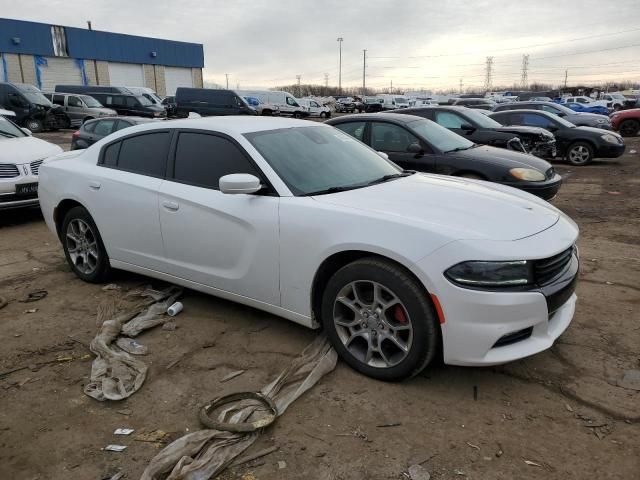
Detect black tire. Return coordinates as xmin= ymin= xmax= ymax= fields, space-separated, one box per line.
xmin=293 ymin=112 xmax=303 ymax=119
xmin=619 ymin=119 xmax=640 ymax=137
xmin=319 ymin=112 xmax=327 ymax=119
xmin=25 ymin=118 xmax=44 ymax=133
xmin=61 ymin=206 xmax=111 ymax=283
xmin=566 ymin=141 xmax=594 ymax=166
xmin=321 ymin=257 xmax=440 ymax=381
xmin=613 ymin=104 xmax=622 ymax=112
xmin=261 ymin=110 xmax=272 ymax=116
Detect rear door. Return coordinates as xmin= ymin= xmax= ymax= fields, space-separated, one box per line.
xmin=158 ymin=130 xmax=280 ymax=304
xmin=369 ymin=121 xmax=436 ymax=172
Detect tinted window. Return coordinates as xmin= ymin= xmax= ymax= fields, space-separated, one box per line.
xmin=541 ymin=105 xmax=561 ymax=114
xmin=125 ymin=96 xmax=139 ymax=107
xmin=173 ymin=133 xmax=260 ymax=189
xmin=371 ymin=122 xmax=418 ymax=152
xmin=94 ymin=119 xmax=117 ymax=136
xmin=513 ymin=113 xmax=556 ymax=129
xmin=113 ymin=120 xmax=132 ymax=132
xmin=434 ymin=111 xmax=466 ymax=129
xmin=68 ymin=96 xmax=82 ymax=107
xmin=117 ymin=132 xmax=170 ymax=176
xmin=52 ymin=94 xmax=65 ymax=106
xmin=103 ymin=142 xmax=120 ymax=166
xmin=334 ymin=121 xmax=366 ymax=141
xmin=83 ymin=121 xmax=97 ymax=133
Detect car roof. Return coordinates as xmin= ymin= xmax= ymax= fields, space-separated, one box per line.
xmin=490 ymin=108 xmax=554 ymax=116
xmin=327 ymin=113 xmax=421 ymax=124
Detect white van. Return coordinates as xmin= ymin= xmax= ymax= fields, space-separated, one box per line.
xmin=380 ymin=94 xmax=410 ymax=110
xmin=236 ymin=90 xmax=308 ymax=117
xmin=298 ymin=98 xmax=331 ymax=118
xmin=124 ymin=86 xmax=164 ymax=106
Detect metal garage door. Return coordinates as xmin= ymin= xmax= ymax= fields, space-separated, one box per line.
xmin=108 ymin=62 xmax=145 ymax=87
xmin=39 ymin=57 xmax=83 ymax=91
xmin=165 ymin=67 xmax=193 ymax=96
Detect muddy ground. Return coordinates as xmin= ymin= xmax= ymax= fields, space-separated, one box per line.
xmin=0 ymin=129 xmax=638 ymax=480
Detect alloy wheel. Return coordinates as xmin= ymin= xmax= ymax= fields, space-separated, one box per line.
xmin=568 ymin=145 xmax=590 ymax=165
xmin=333 ymin=280 xmax=413 ymax=368
xmin=66 ymin=218 xmax=99 ymax=275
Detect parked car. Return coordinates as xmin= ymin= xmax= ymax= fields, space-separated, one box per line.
xmin=530 ymin=96 xmax=553 ymax=102
xmin=175 ymin=88 xmax=257 ymax=117
xmin=71 ymin=116 xmax=157 ymax=150
xmin=39 ymin=116 xmax=579 ymax=380
xmin=600 ymin=92 xmax=628 ymax=111
xmin=452 ymin=98 xmax=496 ymax=110
xmin=563 ymin=102 xmax=609 ymax=116
xmin=0 ymin=113 xmax=63 ymax=209
xmin=334 ymin=96 xmax=358 ymax=113
xmin=243 ymin=96 xmax=280 ymax=116
xmin=43 ymin=92 xmax=117 ymax=127
xmin=88 ymin=93 xmax=166 ymax=119
xmin=489 ymin=109 xmax=625 ymax=166
xmin=297 ymin=98 xmax=331 ymax=118
xmin=0 ymin=82 xmax=69 ymax=132
xmin=123 ymin=86 xmax=164 ymax=106
xmin=362 ymin=96 xmax=384 ymax=112
xmin=562 ymin=96 xmax=608 ymax=109
xmin=161 ymin=96 xmax=177 ymax=117
xmin=326 ymin=113 xmax=562 ymax=199
xmin=493 ymin=101 xmax=612 ymax=130
xmin=55 ymin=85 xmax=132 ymax=95
xmin=237 ymin=90 xmax=307 ymax=117
xmin=609 ymin=108 xmax=640 ymax=137
xmin=380 ymin=95 xmax=410 ymax=110
xmin=392 ymin=106 xmax=557 ymax=158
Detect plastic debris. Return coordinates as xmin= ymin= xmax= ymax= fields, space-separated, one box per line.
xmin=278 ymin=460 xmax=287 ymax=469
xmin=221 ymin=370 xmax=246 ymax=382
xmin=104 ymin=444 xmax=127 ymax=452
xmin=629 ymin=149 xmax=637 ymax=154
xmin=466 ymin=442 xmax=480 ymax=450
xmin=23 ymin=309 xmax=37 ymax=314
xmin=114 ymin=428 xmax=135 ymax=435
xmin=524 ymin=460 xmax=542 ymax=467
xmin=167 ymin=301 xmax=183 ymax=317
xmin=116 ymin=337 xmax=148 ymax=355
xmin=408 ymin=464 xmax=431 ymax=480
xmin=102 ymin=283 xmax=122 ymax=291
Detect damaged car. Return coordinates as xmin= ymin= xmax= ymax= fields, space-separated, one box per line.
xmin=39 ymin=117 xmax=579 ymax=381
xmin=0 ymin=82 xmax=69 ymax=132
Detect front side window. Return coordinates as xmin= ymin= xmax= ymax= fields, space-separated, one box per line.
xmin=406 ymin=118 xmax=474 ymax=153
xmin=514 ymin=113 xmax=555 ymax=129
xmin=334 ymin=121 xmax=366 ymax=142
xmin=94 ymin=119 xmax=116 ymax=136
xmin=82 ymin=95 xmax=102 ymax=107
xmin=245 ymin=126 xmax=400 ymax=196
xmin=126 ymin=97 xmax=139 ymax=107
xmin=434 ymin=111 xmax=467 ymax=129
xmin=371 ymin=122 xmax=418 ymax=152
xmin=137 ymin=95 xmax=153 ymax=106
xmin=541 ymin=105 xmax=561 ymax=114
xmin=68 ymin=96 xmax=83 ymax=107
xmin=286 ymin=96 xmax=299 ymax=107
xmin=173 ymin=133 xmax=260 ymax=189
xmin=310 ymin=101 xmax=320 ymax=108
xmin=112 ymin=132 xmax=170 ymax=177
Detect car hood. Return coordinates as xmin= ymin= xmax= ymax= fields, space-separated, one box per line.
xmin=492 ymin=125 xmax=553 ymax=138
xmin=0 ymin=136 xmax=63 ymax=164
xmin=568 ymin=112 xmax=607 ymax=121
xmin=574 ymin=125 xmax=621 ymax=137
xmin=313 ymin=173 xmax=560 ymax=241
xmin=451 ymin=144 xmax=552 ymax=171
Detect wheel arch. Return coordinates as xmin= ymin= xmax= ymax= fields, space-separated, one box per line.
xmin=54 ymin=199 xmax=87 ymax=241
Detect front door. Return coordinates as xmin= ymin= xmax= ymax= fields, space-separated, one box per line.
xmin=368 ymin=121 xmax=436 ymax=172
xmin=66 ymin=96 xmax=85 ymax=125
xmin=158 ymin=131 xmax=280 ymax=305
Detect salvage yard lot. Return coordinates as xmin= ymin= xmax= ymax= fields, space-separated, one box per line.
xmin=0 ymin=131 xmax=639 ymax=480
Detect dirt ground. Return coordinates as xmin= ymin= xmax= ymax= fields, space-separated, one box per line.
xmin=0 ymin=129 xmax=638 ymax=480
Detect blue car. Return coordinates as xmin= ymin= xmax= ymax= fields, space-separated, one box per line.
xmin=564 ymin=102 xmax=609 ymax=116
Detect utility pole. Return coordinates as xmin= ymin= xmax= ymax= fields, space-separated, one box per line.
xmin=323 ymin=73 xmax=329 ymax=96
xmin=564 ymin=69 xmax=568 ymax=88
xmin=521 ymin=54 xmax=529 ymax=89
xmin=484 ymin=56 xmax=494 ymax=92
xmin=459 ymin=78 xmax=463 ymax=94
xmin=225 ymin=73 xmax=229 ymax=89
xmin=390 ymin=79 xmax=393 ymax=94
xmin=337 ymin=37 xmax=343 ymax=94
xmin=362 ymin=49 xmax=367 ymax=96
xmin=296 ymin=75 xmax=301 ymax=97
xmin=87 ymin=20 xmax=92 ymax=31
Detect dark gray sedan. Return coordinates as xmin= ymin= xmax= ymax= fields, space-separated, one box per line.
xmin=493 ymin=101 xmax=611 ymax=130
xmin=71 ymin=116 xmax=157 ymax=150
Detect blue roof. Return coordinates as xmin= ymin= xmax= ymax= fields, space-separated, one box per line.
xmin=0 ymin=18 xmax=204 ymax=68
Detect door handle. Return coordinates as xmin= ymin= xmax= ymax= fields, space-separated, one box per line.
xmin=162 ymin=201 xmax=179 ymax=211
xmin=89 ymin=181 xmax=101 ymax=190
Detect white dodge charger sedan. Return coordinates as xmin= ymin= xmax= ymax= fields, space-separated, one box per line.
xmin=39 ymin=117 xmax=579 ymax=380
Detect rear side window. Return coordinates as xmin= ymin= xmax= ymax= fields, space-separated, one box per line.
xmin=82 ymin=121 xmax=97 ymax=133
xmin=104 ymin=132 xmax=170 ymax=177
xmin=68 ymin=96 xmax=82 ymax=107
xmin=173 ymin=132 xmax=260 ymax=189
xmin=103 ymin=142 xmax=120 ymax=166
xmin=94 ymin=119 xmax=117 ymax=136
xmin=52 ymin=94 xmax=65 ymax=106
xmin=434 ymin=111 xmax=466 ymax=129
xmin=334 ymin=121 xmax=366 ymax=142
xmin=125 ymin=97 xmax=138 ymax=107
xmin=113 ymin=120 xmax=132 ymax=132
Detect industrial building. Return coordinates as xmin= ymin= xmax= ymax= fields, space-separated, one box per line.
xmin=0 ymin=18 xmax=204 ymax=96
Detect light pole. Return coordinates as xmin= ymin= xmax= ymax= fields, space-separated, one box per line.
xmin=337 ymin=37 xmax=343 ymax=94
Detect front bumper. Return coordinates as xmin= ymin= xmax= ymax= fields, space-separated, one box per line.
xmin=0 ymin=162 xmax=40 ymax=209
xmin=504 ymin=173 xmax=563 ymax=201
xmin=594 ymin=143 xmax=626 ymax=158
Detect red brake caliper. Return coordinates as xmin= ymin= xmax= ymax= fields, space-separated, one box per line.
xmin=394 ymin=305 xmax=408 ymax=324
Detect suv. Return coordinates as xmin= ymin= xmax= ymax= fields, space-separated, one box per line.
xmin=44 ymin=92 xmax=117 ymax=127
xmin=0 ymin=82 xmax=68 ymax=132
xmin=493 ymin=101 xmax=611 ymax=130
xmin=176 ymin=88 xmax=257 ymax=117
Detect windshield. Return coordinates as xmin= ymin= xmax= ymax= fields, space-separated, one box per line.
xmin=80 ymin=95 xmax=103 ymax=108
xmin=245 ymin=126 xmax=401 ymax=195
xmin=547 ymin=103 xmax=574 ymax=115
xmin=395 ymin=97 xmax=408 ymax=103
xmin=463 ymin=109 xmax=502 ymax=128
xmin=550 ymin=114 xmax=576 ymax=128
xmin=16 ymin=84 xmax=51 ymax=106
xmin=0 ymin=116 xmax=26 ymax=138
xmin=137 ymin=95 xmax=153 ymax=106
xmin=407 ymin=118 xmax=474 ymax=152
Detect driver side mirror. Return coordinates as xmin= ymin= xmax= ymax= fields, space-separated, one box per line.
xmin=546 ymin=125 xmax=558 ymax=132
xmin=556 ymin=112 xmax=566 ymax=117
xmin=377 ymin=151 xmax=389 ymax=160
xmin=21 ymin=127 xmax=32 ymax=136
xmin=219 ymin=174 xmax=263 ymax=194
xmin=460 ymin=123 xmax=475 ymax=132
xmin=407 ymin=143 xmax=423 ymax=154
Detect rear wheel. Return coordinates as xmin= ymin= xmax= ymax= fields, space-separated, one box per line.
xmin=293 ymin=111 xmax=303 ymax=119
xmin=619 ymin=119 xmax=640 ymax=137
xmin=321 ymin=258 xmax=439 ymax=381
xmin=319 ymin=112 xmax=327 ymax=119
xmin=566 ymin=141 xmax=593 ymax=166
xmin=62 ymin=206 xmax=111 ymax=283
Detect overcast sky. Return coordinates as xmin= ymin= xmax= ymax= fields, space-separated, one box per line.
xmin=3 ymin=0 xmax=640 ymax=91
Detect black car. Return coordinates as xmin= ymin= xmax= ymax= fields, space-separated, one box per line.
xmin=0 ymin=82 xmax=68 ymax=132
xmin=71 ymin=116 xmax=157 ymax=150
xmin=326 ymin=113 xmax=562 ymax=200
xmin=175 ymin=88 xmax=257 ymax=117
xmin=161 ymin=96 xmax=177 ymax=117
xmin=451 ymin=98 xmax=496 ymax=110
xmin=489 ymin=109 xmax=625 ymax=166
xmin=390 ymin=106 xmax=556 ymax=158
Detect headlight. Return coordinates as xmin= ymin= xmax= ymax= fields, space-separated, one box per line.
xmin=445 ymin=260 xmax=533 ymax=288
xmin=509 ymin=168 xmax=546 ymax=182
xmin=601 ymin=133 xmax=619 ymax=143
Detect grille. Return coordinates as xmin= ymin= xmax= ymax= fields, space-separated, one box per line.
xmin=534 ymin=246 xmax=574 ymax=285
xmin=0 ymin=163 xmax=20 ymax=178
xmin=493 ymin=326 xmax=533 ymax=348
xmin=30 ymin=159 xmax=44 ymax=176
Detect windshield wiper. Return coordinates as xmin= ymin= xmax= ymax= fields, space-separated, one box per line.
xmin=445 ymin=145 xmax=475 ymax=153
xmin=301 ymin=185 xmax=362 ymax=196
xmin=0 ymin=131 xmax=18 ymax=138
xmin=366 ymin=171 xmax=414 ymax=186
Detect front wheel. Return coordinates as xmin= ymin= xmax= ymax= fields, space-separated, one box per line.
xmin=321 ymin=258 xmax=440 ymax=381
xmin=62 ymin=206 xmax=111 ymax=283
xmin=566 ymin=141 xmax=593 ymax=166
xmin=619 ymin=119 xmax=640 ymax=137
xmin=26 ymin=118 xmax=44 ymax=133
xmin=319 ymin=112 xmax=327 ymax=119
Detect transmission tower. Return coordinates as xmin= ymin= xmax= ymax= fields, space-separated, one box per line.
xmin=324 ymin=73 xmax=329 ymax=88
xmin=484 ymin=56 xmax=494 ymax=92
xmin=521 ymin=54 xmax=529 ymax=88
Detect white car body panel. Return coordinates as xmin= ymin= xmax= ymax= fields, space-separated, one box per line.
xmin=38 ymin=116 xmax=579 ymax=366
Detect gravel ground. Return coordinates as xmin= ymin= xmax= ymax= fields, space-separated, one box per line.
xmin=0 ymin=128 xmax=638 ymax=480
